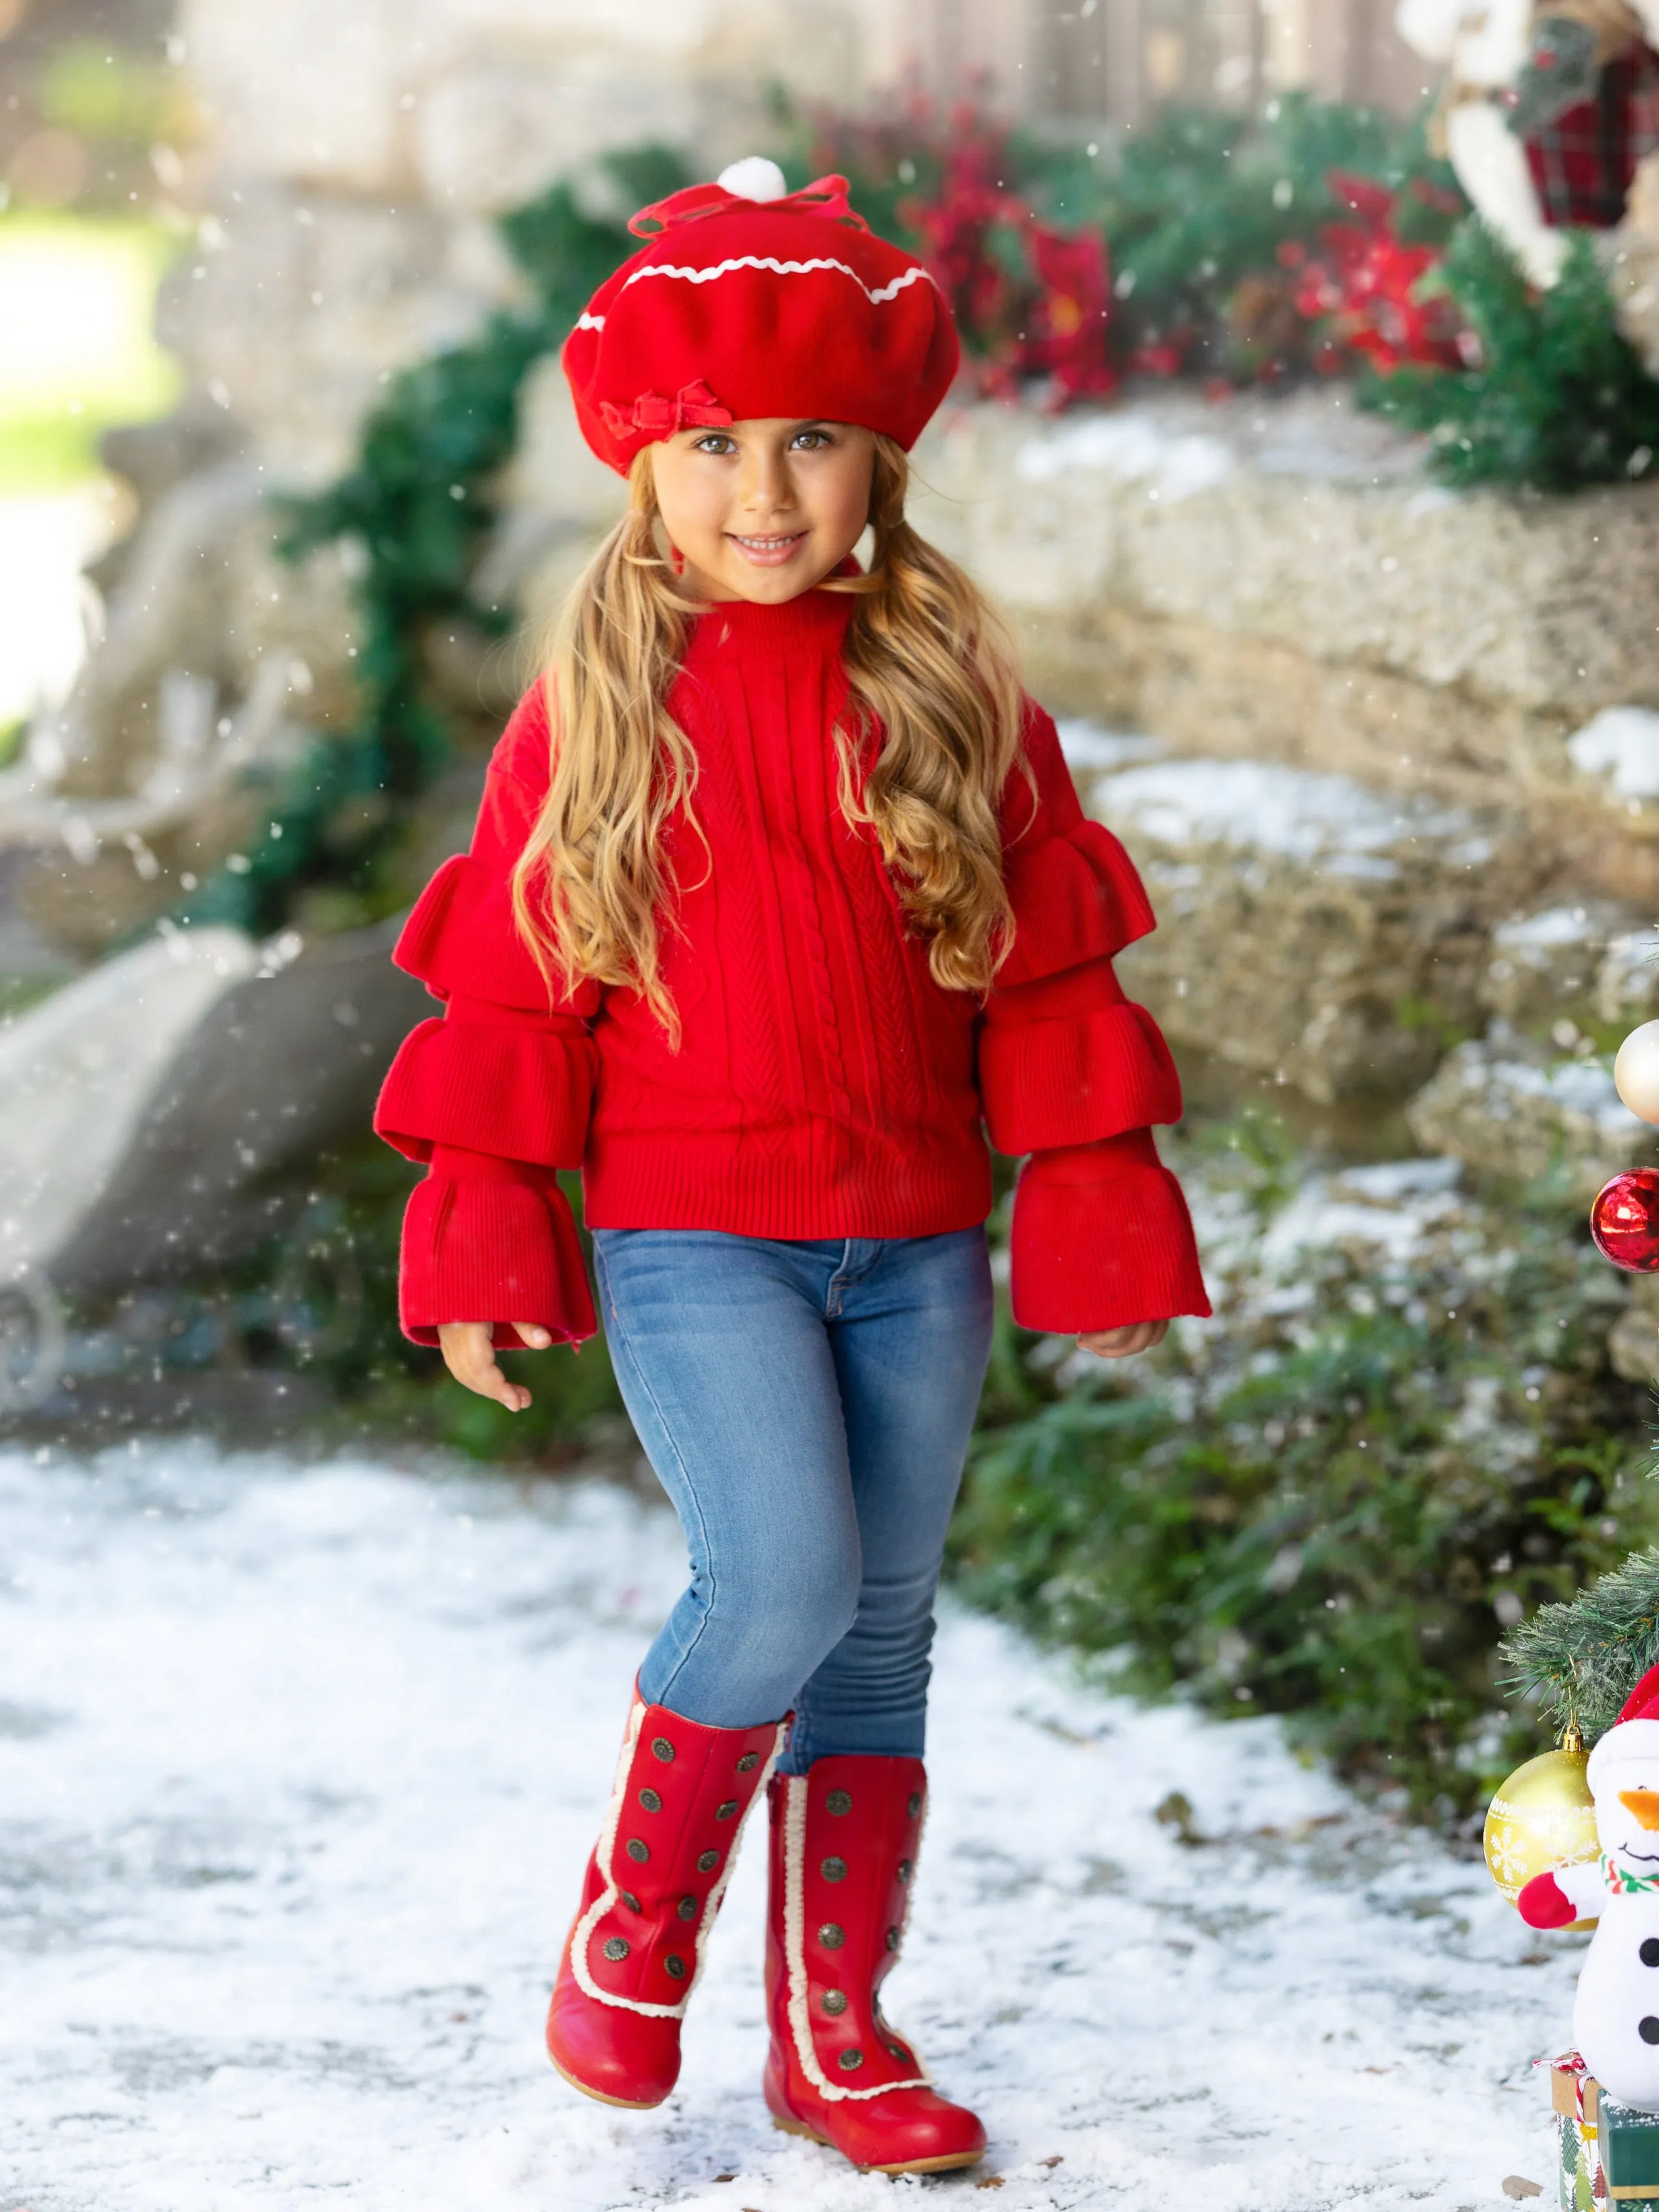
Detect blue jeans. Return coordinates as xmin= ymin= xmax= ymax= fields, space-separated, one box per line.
xmin=591 ymin=1228 xmax=994 ymax=1773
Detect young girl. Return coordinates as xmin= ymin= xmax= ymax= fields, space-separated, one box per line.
xmin=375 ymin=160 xmax=1208 ymax=2179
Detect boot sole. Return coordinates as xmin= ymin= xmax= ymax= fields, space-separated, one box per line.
xmin=548 ymin=2052 xmax=668 ymax=2111
xmin=770 ymin=2117 xmax=984 ymax=2176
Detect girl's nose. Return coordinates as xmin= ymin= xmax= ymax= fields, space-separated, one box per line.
xmin=739 ymin=452 xmax=793 ymax=513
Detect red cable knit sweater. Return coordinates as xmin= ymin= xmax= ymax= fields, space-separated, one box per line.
xmin=375 ymin=587 xmax=1209 ymax=1346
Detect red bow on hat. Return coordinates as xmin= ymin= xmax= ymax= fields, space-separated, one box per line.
xmin=628 ymin=173 xmax=869 ymax=239
xmin=597 ymin=379 xmax=735 ymax=440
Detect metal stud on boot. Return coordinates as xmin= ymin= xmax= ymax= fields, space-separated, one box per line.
xmin=762 ymin=1754 xmax=986 ymax=2174
xmin=546 ymin=1692 xmax=787 ymax=2109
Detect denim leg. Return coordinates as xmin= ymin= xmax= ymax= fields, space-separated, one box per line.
xmin=780 ymin=1228 xmax=994 ymax=1772
xmin=593 ymin=1230 xmax=863 ymax=1730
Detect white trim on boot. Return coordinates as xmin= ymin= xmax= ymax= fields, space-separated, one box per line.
xmin=571 ymin=1703 xmax=787 ymax=2020
xmin=779 ymin=1774 xmax=931 ymax=2103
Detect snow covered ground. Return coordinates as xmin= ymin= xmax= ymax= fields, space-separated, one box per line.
xmin=2 ymin=1442 xmax=1580 ymax=2210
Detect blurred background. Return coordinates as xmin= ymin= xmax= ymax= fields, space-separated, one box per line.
xmin=8 ymin=0 xmax=1659 ymax=1824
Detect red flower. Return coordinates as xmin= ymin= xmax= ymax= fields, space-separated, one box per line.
xmin=852 ymin=96 xmax=1116 ymax=405
xmin=1127 ymin=338 xmax=1186 ymax=379
xmin=1021 ymin=223 xmax=1116 ymax=399
xmin=1291 ymin=169 xmax=1466 ymax=373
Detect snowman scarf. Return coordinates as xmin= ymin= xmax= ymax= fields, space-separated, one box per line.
xmin=1602 ymin=1852 xmax=1659 ymax=1895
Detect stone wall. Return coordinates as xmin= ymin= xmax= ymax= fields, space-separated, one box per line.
xmin=907 ymin=388 xmax=1659 ymax=907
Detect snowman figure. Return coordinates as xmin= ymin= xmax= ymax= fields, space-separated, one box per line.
xmin=1521 ymin=1662 xmax=1659 ymax=2109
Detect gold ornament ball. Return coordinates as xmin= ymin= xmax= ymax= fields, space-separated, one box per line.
xmin=1616 ymin=1021 xmax=1659 ymax=1126
xmin=1485 ymin=1744 xmax=1600 ymax=1931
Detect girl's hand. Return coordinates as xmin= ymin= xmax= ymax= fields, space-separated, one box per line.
xmin=1077 ymin=1319 xmax=1168 ymax=1360
xmin=437 ymin=1321 xmax=553 ymax=1411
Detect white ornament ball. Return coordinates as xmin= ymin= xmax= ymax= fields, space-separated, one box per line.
xmin=1617 ymin=1019 xmax=1659 ymax=1125
xmin=716 ymin=156 xmax=789 ymax=204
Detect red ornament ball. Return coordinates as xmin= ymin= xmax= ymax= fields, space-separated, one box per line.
xmin=1591 ymin=1168 xmax=1659 ymax=1271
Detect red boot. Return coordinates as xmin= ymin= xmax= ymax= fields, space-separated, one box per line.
xmin=546 ymin=1692 xmax=787 ymax=2108
xmin=762 ymin=1755 xmax=986 ymax=2175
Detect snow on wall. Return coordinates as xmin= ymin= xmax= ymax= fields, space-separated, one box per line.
xmin=1095 ymin=755 xmax=1493 ymax=879
xmin=1568 ymin=706 xmax=1659 ymax=801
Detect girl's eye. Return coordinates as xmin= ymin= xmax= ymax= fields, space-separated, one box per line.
xmin=694 ymin=435 xmax=736 ymax=454
xmin=791 ymin=430 xmax=831 ymax=449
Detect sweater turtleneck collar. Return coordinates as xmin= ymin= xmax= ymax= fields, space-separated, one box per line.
xmin=683 ymin=576 xmax=859 ymax=661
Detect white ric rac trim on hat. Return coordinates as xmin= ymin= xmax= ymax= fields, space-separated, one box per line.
xmin=574 ymin=311 xmax=605 ymax=330
xmin=619 ymin=256 xmax=936 ymax=309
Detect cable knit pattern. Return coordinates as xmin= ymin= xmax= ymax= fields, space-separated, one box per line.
xmin=576 ymin=593 xmax=991 ymax=1233
xmin=376 ymin=586 xmax=1208 ymax=1342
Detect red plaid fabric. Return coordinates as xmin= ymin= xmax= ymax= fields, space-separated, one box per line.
xmin=1525 ymin=45 xmax=1659 ymax=226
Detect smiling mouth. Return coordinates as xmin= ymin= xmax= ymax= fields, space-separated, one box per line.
xmin=727 ymin=531 xmax=808 ymax=555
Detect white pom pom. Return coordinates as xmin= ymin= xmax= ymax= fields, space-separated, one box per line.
xmin=1617 ymin=1019 xmax=1659 ymax=1124
xmin=716 ymin=157 xmax=789 ymax=204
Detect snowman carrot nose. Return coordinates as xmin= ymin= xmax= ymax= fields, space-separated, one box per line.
xmin=1619 ymin=1788 xmax=1659 ymax=1829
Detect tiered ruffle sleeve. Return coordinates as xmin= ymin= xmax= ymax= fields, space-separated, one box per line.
xmin=982 ymin=708 xmax=1211 ymax=1333
xmin=374 ymin=694 xmax=601 ymax=1349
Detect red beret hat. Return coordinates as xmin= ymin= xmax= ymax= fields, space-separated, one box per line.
xmin=562 ymin=159 xmax=960 ymax=476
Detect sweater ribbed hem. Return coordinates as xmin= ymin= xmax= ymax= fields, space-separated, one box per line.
xmin=582 ymin=1128 xmax=993 ymax=1239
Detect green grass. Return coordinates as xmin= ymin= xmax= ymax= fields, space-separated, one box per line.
xmin=0 ymin=213 xmax=182 ymax=492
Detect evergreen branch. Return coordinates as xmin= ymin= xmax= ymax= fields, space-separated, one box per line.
xmin=1365 ymin=222 xmax=1659 ymax=491
xmin=1499 ymin=1548 xmax=1659 ymax=1742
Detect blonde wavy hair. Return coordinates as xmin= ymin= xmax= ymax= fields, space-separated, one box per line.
xmin=511 ymin=433 xmax=1026 ymax=1034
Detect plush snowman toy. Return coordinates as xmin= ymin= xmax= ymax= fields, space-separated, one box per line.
xmin=1521 ymin=1663 xmax=1659 ymax=2109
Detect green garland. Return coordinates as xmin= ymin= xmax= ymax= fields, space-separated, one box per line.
xmin=1367 ymin=221 xmax=1659 ymax=491
xmin=1086 ymin=94 xmax=1453 ymax=376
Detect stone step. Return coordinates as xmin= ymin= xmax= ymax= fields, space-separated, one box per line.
xmin=914 ymin=389 xmax=1659 ymax=902
xmin=1077 ymin=733 xmax=1543 ymax=1103
xmin=1404 ymin=1040 xmax=1654 ymax=1202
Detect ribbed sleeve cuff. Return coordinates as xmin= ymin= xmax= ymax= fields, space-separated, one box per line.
xmin=1010 ymin=1136 xmax=1211 ymax=1332
xmin=399 ymin=1169 xmax=598 ymax=1349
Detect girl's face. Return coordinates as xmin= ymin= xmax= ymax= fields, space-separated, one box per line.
xmin=649 ymin=418 xmax=876 ymax=604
